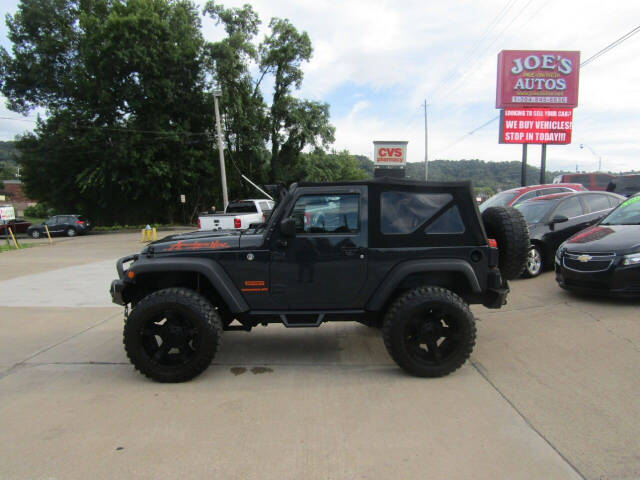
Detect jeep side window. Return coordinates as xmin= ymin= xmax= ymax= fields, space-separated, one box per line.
xmin=425 ymin=205 xmax=465 ymax=234
xmin=381 ymin=192 xmax=452 ymax=234
xmin=290 ymin=194 xmax=360 ymax=234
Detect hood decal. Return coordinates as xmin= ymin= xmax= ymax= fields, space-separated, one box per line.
xmin=162 ymin=240 xmax=230 ymax=252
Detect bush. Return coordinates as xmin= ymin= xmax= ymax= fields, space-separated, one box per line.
xmin=24 ymin=203 xmax=51 ymax=218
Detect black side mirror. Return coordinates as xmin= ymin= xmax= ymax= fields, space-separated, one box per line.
xmin=280 ymin=217 xmax=297 ymax=237
xmin=549 ymin=215 xmax=569 ymax=230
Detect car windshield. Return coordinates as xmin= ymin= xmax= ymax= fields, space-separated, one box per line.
xmin=600 ymin=197 xmax=640 ymax=225
xmin=479 ymin=191 xmax=518 ymax=211
xmin=514 ymin=200 xmax=553 ymax=224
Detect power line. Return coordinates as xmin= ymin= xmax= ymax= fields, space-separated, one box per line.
xmin=580 ymin=25 xmax=640 ymax=67
xmin=434 ymin=25 xmax=640 ymax=157
xmin=429 ymin=0 xmax=519 ymax=101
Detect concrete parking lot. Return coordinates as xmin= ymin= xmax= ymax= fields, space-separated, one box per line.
xmin=0 ymin=232 xmax=638 ymax=480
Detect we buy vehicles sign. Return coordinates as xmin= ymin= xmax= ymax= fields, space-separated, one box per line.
xmin=374 ymin=141 xmax=408 ymax=166
xmin=0 ymin=206 xmax=15 ymax=222
xmin=499 ymin=108 xmax=573 ymax=144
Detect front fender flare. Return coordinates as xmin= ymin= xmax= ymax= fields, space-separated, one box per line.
xmin=129 ymin=257 xmax=249 ymax=313
xmin=365 ymin=259 xmax=481 ymax=311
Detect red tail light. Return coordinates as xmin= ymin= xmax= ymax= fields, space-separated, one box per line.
xmin=76 ymin=220 xmax=85 ymax=225
xmin=234 ymin=218 xmax=241 ymax=229
xmin=488 ymin=238 xmax=498 ymax=248
xmin=197 ymin=218 xmax=201 ymax=229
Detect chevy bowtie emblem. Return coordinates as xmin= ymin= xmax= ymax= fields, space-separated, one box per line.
xmin=577 ymin=255 xmax=592 ymax=262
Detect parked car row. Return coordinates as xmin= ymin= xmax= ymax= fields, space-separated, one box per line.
xmin=0 ymin=218 xmax=31 ymax=234
xmin=27 ymin=214 xmax=91 ymax=238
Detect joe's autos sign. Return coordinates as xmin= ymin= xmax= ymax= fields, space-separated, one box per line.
xmin=499 ymin=108 xmax=573 ymax=144
xmin=373 ymin=141 xmax=408 ymax=166
xmin=496 ymin=50 xmax=580 ymax=108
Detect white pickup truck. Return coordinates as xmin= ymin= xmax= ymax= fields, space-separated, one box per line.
xmin=198 ymin=199 xmax=275 ymax=231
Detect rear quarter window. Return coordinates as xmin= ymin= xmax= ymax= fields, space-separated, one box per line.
xmin=381 ymin=192 xmax=452 ymax=234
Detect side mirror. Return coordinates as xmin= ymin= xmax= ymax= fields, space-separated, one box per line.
xmin=280 ymin=217 xmax=297 ymax=237
xmin=549 ymin=215 xmax=569 ymax=229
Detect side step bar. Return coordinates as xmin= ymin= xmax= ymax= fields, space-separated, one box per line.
xmin=280 ymin=314 xmax=325 ymax=328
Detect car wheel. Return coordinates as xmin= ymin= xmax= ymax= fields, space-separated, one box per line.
xmin=123 ymin=288 xmax=222 ymax=382
xmin=30 ymin=230 xmax=40 ymax=239
xmin=66 ymin=228 xmax=77 ymax=237
xmin=522 ymin=245 xmax=544 ymax=278
xmin=382 ymin=286 xmax=476 ymax=377
xmin=482 ymin=206 xmax=530 ymax=280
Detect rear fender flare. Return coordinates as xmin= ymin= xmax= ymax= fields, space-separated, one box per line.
xmin=365 ymin=259 xmax=481 ymax=311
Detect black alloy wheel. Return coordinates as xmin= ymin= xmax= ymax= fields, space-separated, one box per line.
xmin=383 ymin=286 xmax=476 ymax=377
xmin=124 ymin=288 xmax=222 ymax=382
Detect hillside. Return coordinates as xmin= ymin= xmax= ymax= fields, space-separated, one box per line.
xmin=355 ymin=156 xmax=568 ymax=194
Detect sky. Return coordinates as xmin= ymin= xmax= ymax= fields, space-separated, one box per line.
xmin=1 ymin=0 xmax=639 ymax=173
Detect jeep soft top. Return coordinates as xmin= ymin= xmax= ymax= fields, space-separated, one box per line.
xmin=111 ymin=179 xmax=529 ymax=382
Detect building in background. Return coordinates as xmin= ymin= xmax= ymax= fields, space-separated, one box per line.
xmin=1 ymin=180 xmax=35 ymax=216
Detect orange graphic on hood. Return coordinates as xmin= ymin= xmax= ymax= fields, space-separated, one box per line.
xmin=163 ymin=240 xmax=230 ymax=252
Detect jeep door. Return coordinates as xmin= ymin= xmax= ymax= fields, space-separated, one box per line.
xmin=270 ymin=186 xmax=368 ymax=309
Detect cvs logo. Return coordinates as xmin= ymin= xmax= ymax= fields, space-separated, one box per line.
xmin=378 ymin=148 xmax=403 ymax=157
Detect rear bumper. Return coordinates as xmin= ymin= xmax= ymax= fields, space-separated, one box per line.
xmin=482 ymin=268 xmax=509 ymax=308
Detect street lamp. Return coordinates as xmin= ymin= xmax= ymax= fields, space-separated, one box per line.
xmin=579 ymin=143 xmax=602 ymax=172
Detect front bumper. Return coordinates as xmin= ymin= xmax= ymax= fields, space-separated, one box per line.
xmin=555 ymin=255 xmax=640 ymax=297
xmin=110 ymin=254 xmax=138 ymax=305
xmin=110 ymin=279 xmax=127 ymax=305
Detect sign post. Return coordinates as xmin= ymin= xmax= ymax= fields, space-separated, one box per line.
xmin=497 ymin=50 xmax=580 ymax=185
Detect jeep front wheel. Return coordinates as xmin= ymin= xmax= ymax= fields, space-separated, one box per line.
xmin=123 ymin=287 xmax=222 ymax=382
xmin=383 ymin=286 xmax=476 ymax=377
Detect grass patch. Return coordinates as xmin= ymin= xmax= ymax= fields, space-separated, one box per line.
xmin=0 ymin=242 xmax=35 ymax=252
xmin=93 ymin=223 xmax=191 ymax=231
xmin=24 ymin=217 xmax=45 ymax=225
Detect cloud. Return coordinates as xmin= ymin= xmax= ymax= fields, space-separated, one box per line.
xmin=2 ymin=0 xmax=639 ymax=172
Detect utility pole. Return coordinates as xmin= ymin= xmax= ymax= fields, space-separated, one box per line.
xmin=213 ymin=89 xmax=229 ymax=210
xmin=423 ymin=99 xmax=428 ymax=181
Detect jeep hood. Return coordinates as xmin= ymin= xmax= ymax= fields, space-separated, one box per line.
xmin=148 ymin=229 xmax=241 ymax=253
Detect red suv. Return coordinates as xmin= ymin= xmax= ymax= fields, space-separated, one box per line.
xmin=553 ymin=173 xmax=614 ymax=191
xmin=479 ymin=183 xmax=586 ymax=212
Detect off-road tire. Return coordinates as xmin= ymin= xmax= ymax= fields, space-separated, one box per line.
xmin=30 ymin=230 xmax=40 ymax=239
xmin=522 ymin=244 xmax=543 ymax=278
xmin=482 ymin=206 xmax=529 ymax=280
xmin=383 ymin=286 xmax=476 ymax=377
xmin=123 ymin=287 xmax=222 ymax=382
xmin=66 ymin=228 xmax=76 ymax=237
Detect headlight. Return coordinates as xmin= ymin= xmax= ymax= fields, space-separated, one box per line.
xmin=622 ymin=253 xmax=640 ymax=266
xmin=555 ymin=247 xmax=564 ymax=264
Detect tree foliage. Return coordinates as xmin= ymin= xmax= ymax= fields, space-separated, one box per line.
xmin=0 ymin=0 xmax=358 ymax=224
xmin=1 ymin=0 xmax=219 ymax=224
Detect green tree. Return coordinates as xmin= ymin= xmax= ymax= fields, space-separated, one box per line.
xmin=295 ymin=149 xmax=368 ymax=182
xmin=205 ymin=4 xmax=335 ymax=185
xmin=1 ymin=0 xmax=218 ymax=224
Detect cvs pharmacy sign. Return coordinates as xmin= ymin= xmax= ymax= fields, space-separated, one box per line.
xmin=373 ymin=141 xmax=408 ymax=166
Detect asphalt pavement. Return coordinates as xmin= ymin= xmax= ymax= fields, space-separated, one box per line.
xmin=0 ymin=232 xmax=638 ymax=480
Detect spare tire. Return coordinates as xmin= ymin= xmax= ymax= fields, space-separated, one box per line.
xmin=482 ymin=206 xmax=529 ymax=280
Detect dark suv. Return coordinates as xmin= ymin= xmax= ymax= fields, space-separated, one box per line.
xmin=28 ymin=214 xmax=91 ymax=238
xmin=110 ymin=180 xmax=528 ymax=382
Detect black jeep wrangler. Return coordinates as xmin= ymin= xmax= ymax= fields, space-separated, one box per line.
xmin=111 ymin=179 xmax=528 ymax=382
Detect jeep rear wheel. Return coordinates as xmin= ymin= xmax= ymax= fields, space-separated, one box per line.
xmin=123 ymin=287 xmax=222 ymax=382
xmin=482 ymin=206 xmax=529 ymax=280
xmin=383 ymin=286 xmax=476 ymax=377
